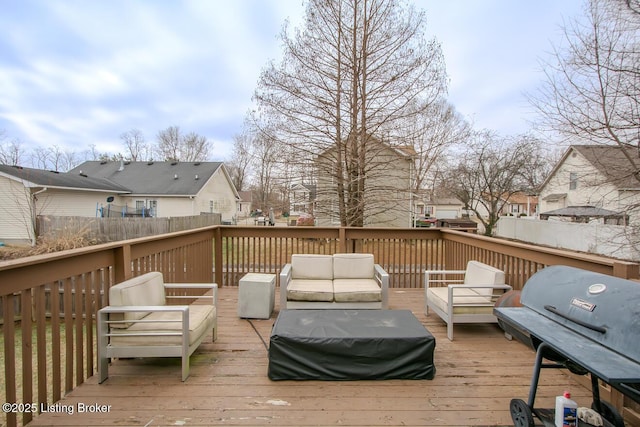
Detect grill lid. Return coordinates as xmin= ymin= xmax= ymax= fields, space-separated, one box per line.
xmin=518 ymin=265 xmax=640 ymax=365
xmin=495 ymin=266 xmax=640 ymax=386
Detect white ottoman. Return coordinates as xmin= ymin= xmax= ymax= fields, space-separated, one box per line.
xmin=238 ymin=273 xmax=276 ymax=319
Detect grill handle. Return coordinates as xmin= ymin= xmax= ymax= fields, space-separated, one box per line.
xmin=544 ymin=305 xmax=607 ymax=334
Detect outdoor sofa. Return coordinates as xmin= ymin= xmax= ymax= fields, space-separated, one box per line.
xmin=280 ymin=253 xmax=389 ymax=309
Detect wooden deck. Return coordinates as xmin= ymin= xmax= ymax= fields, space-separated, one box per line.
xmin=26 ymin=288 xmax=592 ymax=427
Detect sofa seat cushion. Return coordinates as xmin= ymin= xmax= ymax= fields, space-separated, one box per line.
xmin=109 ymin=305 xmax=215 ymax=346
xmin=333 ymin=278 xmax=381 ymax=302
xmin=287 ymin=279 xmax=334 ymax=302
xmin=427 ymin=287 xmax=494 ymax=315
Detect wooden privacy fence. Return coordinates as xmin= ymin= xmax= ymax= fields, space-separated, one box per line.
xmin=36 ymin=213 xmax=221 ymax=243
xmin=0 ymin=225 xmax=638 ymax=427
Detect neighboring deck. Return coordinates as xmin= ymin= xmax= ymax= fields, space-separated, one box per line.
xmin=26 ymin=288 xmax=592 ymax=427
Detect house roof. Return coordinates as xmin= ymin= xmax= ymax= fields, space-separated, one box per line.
xmin=542 ymin=145 xmax=640 ymax=191
xmin=0 ymin=164 xmax=129 ymax=193
xmin=539 ymin=205 xmax=626 ymax=220
xmin=70 ymin=161 xmax=228 ymax=196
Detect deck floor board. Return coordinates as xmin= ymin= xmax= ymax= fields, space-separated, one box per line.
xmin=26 ymin=287 xmax=592 ymax=426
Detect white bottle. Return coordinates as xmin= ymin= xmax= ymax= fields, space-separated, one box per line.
xmin=555 ymin=391 xmax=578 ymax=427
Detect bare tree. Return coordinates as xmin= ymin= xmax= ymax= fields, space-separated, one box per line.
xmin=156 ymin=126 xmax=212 ymax=162
xmin=0 ymin=130 xmax=24 ymax=165
xmin=406 ymin=100 xmax=471 ymax=193
xmin=28 ymin=145 xmax=78 ymax=171
xmin=250 ymin=128 xmax=281 ymax=213
xmin=446 ymin=132 xmax=538 ymax=236
xmin=226 ymin=132 xmax=253 ymax=192
xmin=120 ymin=128 xmax=151 ymax=161
xmin=254 ymin=0 xmax=446 ymax=226
xmin=531 ymin=0 xmax=640 ymax=181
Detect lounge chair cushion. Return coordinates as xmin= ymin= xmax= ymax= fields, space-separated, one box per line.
xmin=463 ymin=260 xmax=505 ymax=297
xmin=109 ymin=272 xmax=166 ymax=328
xmin=426 ymin=287 xmax=494 ymax=315
xmin=291 ymin=254 xmax=334 ymax=280
xmin=287 ymin=279 xmax=334 ymax=302
xmin=109 ymin=305 xmax=216 ymax=346
xmin=333 ymin=279 xmax=382 ymax=302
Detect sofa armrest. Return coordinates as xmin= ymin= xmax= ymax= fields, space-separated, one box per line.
xmin=164 ymin=283 xmax=218 ymax=307
xmin=374 ymin=264 xmax=389 ymax=309
xmin=280 ymin=264 xmax=292 ymax=309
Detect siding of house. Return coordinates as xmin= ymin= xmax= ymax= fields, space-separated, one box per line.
xmin=540 ymin=150 xmax=623 ymax=213
xmin=192 ymin=168 xmax=238 ymax=221
xmin=315 ymin=142 xmax=413 ymax=227
xmin=0 ymin=176 xmax=34 ymax=243
xmin=38 ymin=189 xmax=113 ymax=217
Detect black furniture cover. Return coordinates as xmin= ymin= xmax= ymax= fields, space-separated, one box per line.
xmin=268 ymin=309 xmax=436 ymax=380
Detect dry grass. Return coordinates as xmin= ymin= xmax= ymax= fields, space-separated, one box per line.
xmin=0 ymin=230 xmax=99 ymax=261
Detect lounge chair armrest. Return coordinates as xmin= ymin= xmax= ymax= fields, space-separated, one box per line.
xmin=164 ymin=283 xmax=218 ymax=306
xmin=99 ymin=305 xmax=188 ymax=313
xmin=447 ymin=284 xmax=512 ymax=303
xmin=424 ymin=269 xmax=467 ymax=275
xmin=447 ymin=284 xmax=512 ymax=290
xmin=98 ymin=305 xmax=190 ymax=332
xmin=424 ymin=269 xmax=466 ymax=289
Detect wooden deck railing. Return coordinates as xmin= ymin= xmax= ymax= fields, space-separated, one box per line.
xmin=0 ymin=225 xmax=638 ymax=427
xmin=214 ymin=226 xmax=638 ymax=288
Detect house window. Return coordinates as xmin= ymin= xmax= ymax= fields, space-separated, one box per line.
xmin=569 ymin=172 xmax=578 ymax=190
xmin=209 ymin=200 xmax=214 ymax=213
xmin=148 ymin=200 xmax=157 ymax=216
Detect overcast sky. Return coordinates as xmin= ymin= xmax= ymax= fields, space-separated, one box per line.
xmin=0 ymin=1 xmax=585 ymax=164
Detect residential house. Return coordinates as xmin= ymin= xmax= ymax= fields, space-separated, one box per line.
xmin=314 ymin=138 xmax=415 ymax=227
xmin=500 ymin=192 xmax=538 ymax=217
xmin=538 ymin=145 xmax=640 ymax=224
xmin=71 ymin=160 xmax=239 ymax=221
xmin=412 ymin=191 xmax=465 ymax=221
xmin=0 ymin=164 xmax=130 ymax=244
xmin=424 ymin=197 xmax=466 ymax=220
xmin=236 ymin=190 xmax=253 ymax=222
xmin=0 ymin=161 xmax=239 ymax=244
xmin=289 ymin=183 xmax=316 ymax=216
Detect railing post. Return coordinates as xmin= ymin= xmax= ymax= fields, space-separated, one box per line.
xmin=339 ymin=227 xmax=347 ymax=253
xmin=214 ymin=227 xmax=223 ymax=286
xmin=114 ymin=244 xmax=131 ymax=283
xmin=612 ymin=261 xmax=639 ymax=280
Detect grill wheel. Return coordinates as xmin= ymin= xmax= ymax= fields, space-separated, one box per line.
xmin=593 ymin=400 xmax=625 ymax=427
xmin=509 ymin=398 xmax=534 ymax=427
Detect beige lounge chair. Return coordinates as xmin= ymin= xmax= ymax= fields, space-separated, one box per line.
xmin=424 ymin=261 xmax=511 ymax=340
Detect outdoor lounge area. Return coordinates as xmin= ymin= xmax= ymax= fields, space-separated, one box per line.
xmin=18 ymin=287 xmax=595 ymax=426
xmin=1 ymin=225 xmax=639 ymax=426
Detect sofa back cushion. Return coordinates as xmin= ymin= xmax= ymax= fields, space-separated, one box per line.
xmin=291 ymin=254 xmax=334 ymax=280
xmin=463 ymin=261 xmax=505 ymax=297
xmin=109 ymin=272 xmax=166 ymax=327
xmin=333 ymin=253 xmax=375 ymax=279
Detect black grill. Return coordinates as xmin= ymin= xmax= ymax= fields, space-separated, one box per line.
xmin=494 ymin=265 xmax=640 ymax=426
